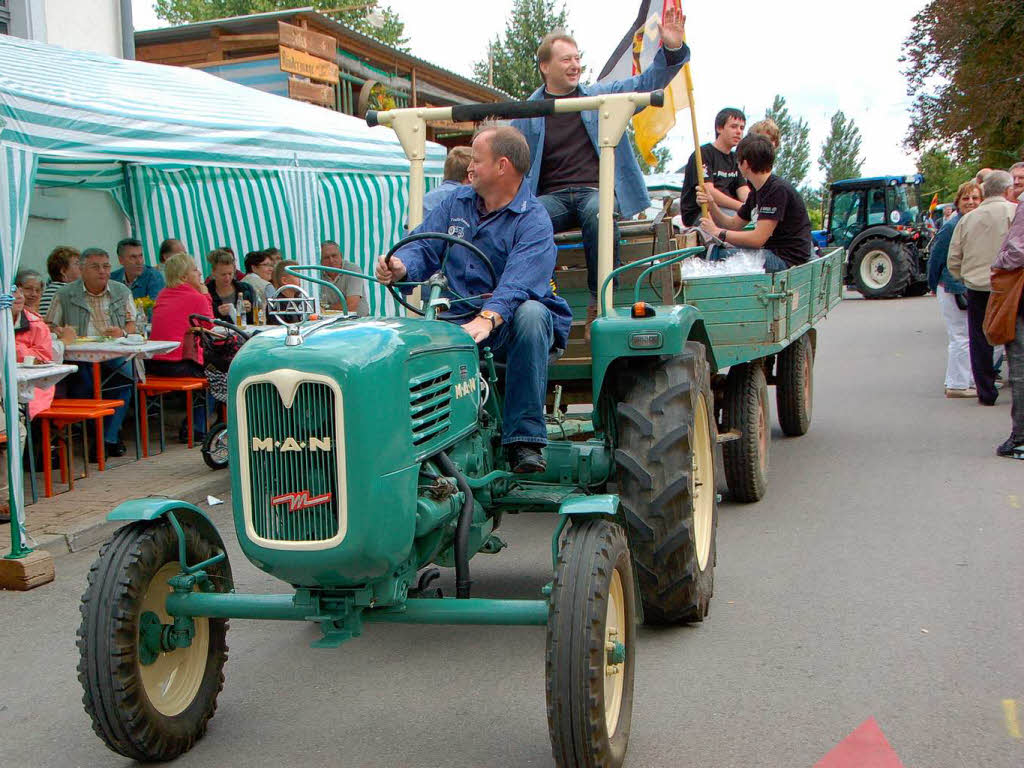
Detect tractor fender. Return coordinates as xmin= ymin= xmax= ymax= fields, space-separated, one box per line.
xmin=108 ymin=499 xmax=231 ymax=576
xmin=558 ymin=493 xmax=620 ymax=518
xmin=589 ymin=303 xmax=716 ymax=429
xmin=848 ymin=226 xmax=906 ymax=257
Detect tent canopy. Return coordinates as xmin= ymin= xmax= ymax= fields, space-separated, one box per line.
xmin=0 ymin=34 xmax=445 ymax=175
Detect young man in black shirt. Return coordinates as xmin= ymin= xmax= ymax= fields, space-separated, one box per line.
xmin=512 ymin=7 xmax=689 ymax=334
xmin=679 ymin=107 xmax=750 ymax=226
xmin=696 ymin=133 xmax=812 ymax=272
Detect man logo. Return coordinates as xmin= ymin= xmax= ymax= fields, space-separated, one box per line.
xmin=454 ymin=377 xmax=477 ymax=399
xmin=252 ymin=436 xmax=332 ymax=452
xmin=271 ymin=490 xmax=333 ymax=512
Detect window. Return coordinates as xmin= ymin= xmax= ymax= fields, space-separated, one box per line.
xmin=828 ymin=189 xmax=865 ymax=247
xmin=0 ymin=0 xmax=9 ymax=36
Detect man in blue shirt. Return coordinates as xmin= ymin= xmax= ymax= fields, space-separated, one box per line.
xmin=112 ymin=237 xmax=164 ymax=301
xmin=422 ymin=145 xmax=472 ymax=218
xmin=513 ymin=7 xmax=688 ymax=333
xmin=376 ymin=125 xmax=571 ymax=473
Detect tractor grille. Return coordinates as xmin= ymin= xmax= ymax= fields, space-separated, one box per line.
xmin=243 ymin=381 xmax=339 ymax=543
xmin=409 ymin=368 xmax=453 ymax=447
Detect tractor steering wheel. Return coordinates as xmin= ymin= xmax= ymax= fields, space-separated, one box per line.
xmin=384 ymin=232 xmax=497 ymax=321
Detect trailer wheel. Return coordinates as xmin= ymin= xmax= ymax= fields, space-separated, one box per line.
xmin=547 ymin=518 xmax=636 ymax=768
xmin=77 ymin=520 xmax=231 ymax=762
xmin=776 ymin=333 xmax=814 ymax=436
xmin=851 ymin=238 xmax=911 ymax=298
xmin=722 ymin=362 xmax=770 ymax=502
xmin=201 ymin=422 xmax=229 ymax=470
xmin=615 ymin=342 xmax=717 ymax=624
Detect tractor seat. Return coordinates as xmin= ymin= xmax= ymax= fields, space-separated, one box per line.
xmin=552 ymin=219 xmax=658 ymax=245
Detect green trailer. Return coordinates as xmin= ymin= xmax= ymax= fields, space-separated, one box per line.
xmin=76 ymin=90 xmax=842 ymax=768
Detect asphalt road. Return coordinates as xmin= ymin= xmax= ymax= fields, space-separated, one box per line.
xmin=2 ymin=292 xmax=1022 ymax=767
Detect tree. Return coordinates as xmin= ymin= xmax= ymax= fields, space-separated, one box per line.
xmin=799 ymin=186 xmax=823 ymax=230
xmin=472 ymin=0 xmax=570 ymax=99
xmin=916 ymin=148 xmax=977 ymax=202
xmin=818 ymin=110 xmax=864 ymax=187
xmin=628 ymin=126 xmax=671 ymax=175
xmin=763 ymin=95 xmax=811 ymax=188
xmin=901 ymin=0 xmax=1024 ymax=166
xmin=154 ymin=0 xmax=409 ymax=51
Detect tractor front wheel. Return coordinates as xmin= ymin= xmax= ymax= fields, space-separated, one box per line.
xmin=546 ymin=518 xmax=636 ymax=768
xmin=77 ymin=520 xmax=231 ymax=762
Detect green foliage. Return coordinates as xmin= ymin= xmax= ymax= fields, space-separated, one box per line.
xmin=799 ymin=185 xmax=823 ymax=229
xmin=763 ymin=95 xmax=811 ymax=188
xmin=153 ymin=0 xmax=409 ymax=51
xmin=628 ymin=126 xmax=671 ymax=175
xmin=471 ymin=0 xmax=570 ymax=99
xmin=901 ymin=0 xmax=1023 ymax=166
xmin=916 ymin=148 xmax=978 ymax=202
xmin=818 ymin=110 xmax=864 ymax=188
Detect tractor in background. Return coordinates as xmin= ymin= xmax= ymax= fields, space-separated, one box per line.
xmin=812 ymin=174 xmax=932 ymax=298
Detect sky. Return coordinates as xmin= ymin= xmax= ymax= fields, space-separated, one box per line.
xmin=131 ymin=0 xmax=926 ymax=185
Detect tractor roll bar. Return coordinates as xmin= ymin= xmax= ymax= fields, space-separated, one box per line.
xmin=366 ymin=89 xmax=666 ymax=312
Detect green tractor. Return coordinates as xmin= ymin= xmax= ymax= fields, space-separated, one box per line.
xmin=77 ymin=90 xmax=842 ymax=767
xmin=813 ymin=174 xmax=931 ymax=298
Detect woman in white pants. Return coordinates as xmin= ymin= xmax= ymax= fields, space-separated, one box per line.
xmin=927 ymin=180 xmax=982 ymax=397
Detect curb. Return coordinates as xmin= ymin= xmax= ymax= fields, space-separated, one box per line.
xmin=35 ymin=470 xmax=231 ymax=556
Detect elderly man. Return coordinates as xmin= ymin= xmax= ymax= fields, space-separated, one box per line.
xmin=319 ymin=240 xmax=368 ymax=316
xmin=1008 ymin=161 xmax=1024 ymax=204
xmin=512 ymin=7 xmax=688 ymax=333
xmin=423 ymin=146 xmax=472 ymax=217
xmin=47 ymin=247 xmax=137 ymax=457
xmin=376 ymin=125 xmax=571 ymax=473
xmin=112 ymin=237 xmax=164 ymax=301
xmin=948 ymin=170 xmax=1018 ymax=405
xmin=993 ymin=201 xmax=1024 ymax=457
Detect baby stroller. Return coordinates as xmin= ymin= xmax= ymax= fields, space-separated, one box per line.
xmin=188 ymin=315 xmax=251 ymax=469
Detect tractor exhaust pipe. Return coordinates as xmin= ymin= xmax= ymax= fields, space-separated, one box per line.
xmin=436 ymin=451 xmax=473 ymax=599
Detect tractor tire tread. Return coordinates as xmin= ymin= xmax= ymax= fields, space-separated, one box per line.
xmin=721 ymin=363 xmax=769 ymax=503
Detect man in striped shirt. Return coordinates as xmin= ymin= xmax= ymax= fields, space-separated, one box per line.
xmin=38 ymin=245 xmax=80 ymax=318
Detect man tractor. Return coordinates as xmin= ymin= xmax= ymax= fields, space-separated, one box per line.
xmin=77 ymin=90 xmax=841 ymax=767
xmin=813 ymin=174 xmax=931 ymax=298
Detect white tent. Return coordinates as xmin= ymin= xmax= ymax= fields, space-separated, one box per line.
xmin=0 ymin=35 xmax=444 ymax=552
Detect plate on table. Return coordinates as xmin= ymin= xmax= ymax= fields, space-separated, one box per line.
xmin=70 ymin=336 xmax=103 ymax=343
xmin=17 ymin=361 xmax=59 ymax=368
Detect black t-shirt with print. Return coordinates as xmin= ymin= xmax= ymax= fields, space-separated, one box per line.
xmin=679 ymin=143 xmax=748 ymax=225
xmin=538 ymin=87 xmax=600 ymax=195
xmin=737 ymin=174 xmax=813 ymax=267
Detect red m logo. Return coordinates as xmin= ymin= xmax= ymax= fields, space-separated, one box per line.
xmin=270 ymin=490 xmax=333 ymax=512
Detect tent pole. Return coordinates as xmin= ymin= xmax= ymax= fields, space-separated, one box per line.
xmin=2 ymin=312 xmax=29 ymax=559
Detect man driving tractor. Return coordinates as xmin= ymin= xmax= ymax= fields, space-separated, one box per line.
xmin=375 ymin=124 xmax=572 ymax=474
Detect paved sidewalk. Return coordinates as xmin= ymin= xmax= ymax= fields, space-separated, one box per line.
xmin=0 ymin=442 xmax=230 ymax=555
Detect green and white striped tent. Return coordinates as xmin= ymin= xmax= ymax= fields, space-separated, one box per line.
xmin=0 ymin=34 xmax=444 ymax=552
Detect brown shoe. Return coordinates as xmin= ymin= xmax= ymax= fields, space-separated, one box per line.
xmin=583 ymin=301 xmax=598 ymax=342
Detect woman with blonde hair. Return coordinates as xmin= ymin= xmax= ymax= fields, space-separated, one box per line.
xmin=749 ymin=118 xmax=781 ymax=149
xmin=147 ymin=253 xmax=213 ymax=378
xmin=927 ymin=180 xmax=983 ymax=397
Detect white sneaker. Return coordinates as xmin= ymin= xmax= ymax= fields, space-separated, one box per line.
xmin=945 ymin=387 xmax=977 ymax=398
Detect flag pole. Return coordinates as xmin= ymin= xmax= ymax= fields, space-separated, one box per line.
xmin=681 ymin=48 xmax=708 ymax=220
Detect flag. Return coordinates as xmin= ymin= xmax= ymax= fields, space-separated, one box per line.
xmin=928 ymin=192 xmax=939 ymax=213
xmin=598 ymin=0 xmax=687 ymax=166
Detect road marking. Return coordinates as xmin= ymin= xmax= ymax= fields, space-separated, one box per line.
xmin=1003 ymin=699 xmax=1022 ymax=740
xmin=814 ymin=717 xmax=904 ymax=767
xmin=1009 ymin=495 xmax=1020 ymax=510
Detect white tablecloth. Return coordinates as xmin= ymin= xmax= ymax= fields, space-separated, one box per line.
xmin=15 ymin=363 xmax=78 ymax=403
xmin=62 ymin=340 xmax=180 ymax=383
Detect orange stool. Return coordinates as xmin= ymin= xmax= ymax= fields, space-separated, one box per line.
xmin=137 ymin=376 xmax=208 ymax=456
xmin=48 ymin=398 xmax=125 ymax=473
xmin=36 ymin=405 xmax=116 ymax=497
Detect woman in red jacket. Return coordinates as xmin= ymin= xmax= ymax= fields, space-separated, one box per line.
xmin=147 ymin=252 xmax=214 ymax=378
xmin=12 ymin=286 xmax=69 ymax=419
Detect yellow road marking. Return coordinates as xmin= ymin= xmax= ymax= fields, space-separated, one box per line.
xmin=1003 ymin=699 xmax=1022 ymax=740
xmin=1009 ymin=495 xmax=1021 ymax=510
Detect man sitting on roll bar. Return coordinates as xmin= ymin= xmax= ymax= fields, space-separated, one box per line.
xmin=375 ymin=125 xmax=572 ymax=475
xmin=696 ymin=134 xmax=813 ymax=273
xmin=513 ymin=7 xmax=689 ymax=335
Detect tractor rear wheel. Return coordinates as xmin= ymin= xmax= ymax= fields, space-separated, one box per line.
xmin=201 ymin=422 xmax=229 ymax=470
xmin=77 ymin=520 xmax=231 ymax=762
xmin=776 ymin=333 xmax=814 ymax=436
xmin=546 ymin=518 xmax=636 ymax=768
xmin=722 ymin=362 xmax=770 ymax=503
xmin=615 ymin=343 xmax=718 ymax=624
xmin=851 ymin=237 xmax=911 ymax=298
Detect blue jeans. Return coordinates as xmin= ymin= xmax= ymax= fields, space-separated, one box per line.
xmin=538 ymin=187 xmax=620 ymax=297
xmin=67 ymin=358 xmax=133 ymax=444
xmin=487 ymin=301 xmax=554 ymax=446
xmin=710 ymin=246 xmax=789 ymax=273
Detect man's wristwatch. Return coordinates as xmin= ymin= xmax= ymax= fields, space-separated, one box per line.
xmin=479 ymin=310 xmax=499 ymax=330
xmin=718 ymin=229 xmax=728 ymax=243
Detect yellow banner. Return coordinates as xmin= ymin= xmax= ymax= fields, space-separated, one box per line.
xmin=633 ymin=67 xmax=686 ymax=166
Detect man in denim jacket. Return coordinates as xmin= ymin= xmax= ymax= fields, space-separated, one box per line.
xmin=513 ymin=6 xmax=689 ymax=333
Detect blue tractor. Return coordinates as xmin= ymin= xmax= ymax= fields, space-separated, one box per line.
xmin=812 ymin=174 xmax=932 ymax=299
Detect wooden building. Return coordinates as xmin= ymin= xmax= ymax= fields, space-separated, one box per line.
xmin=135 ymin=7 xmax=509 ymax=147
